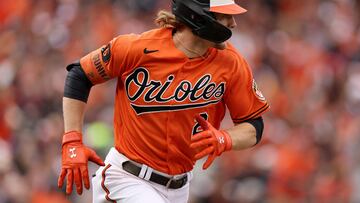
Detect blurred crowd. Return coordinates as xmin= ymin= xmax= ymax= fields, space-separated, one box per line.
xmin=0 ymin=0 xmax=359 ymax=202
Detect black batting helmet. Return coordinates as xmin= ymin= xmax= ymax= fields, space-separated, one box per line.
xmin=172 ymin=0 xmax=247 ymax=43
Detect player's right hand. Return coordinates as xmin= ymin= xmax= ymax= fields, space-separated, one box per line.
xmin=58 ymin=131 xmax=105 ymax=195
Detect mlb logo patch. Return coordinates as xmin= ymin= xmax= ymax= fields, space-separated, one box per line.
xmin=252 ymin=79 xmax=266 ymax=101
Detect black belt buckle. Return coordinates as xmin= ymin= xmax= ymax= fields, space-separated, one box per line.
xmin=166 ymin=174 xmax=188 ymax=189
xmin=122 ymin=160 xmax=188 ymax=189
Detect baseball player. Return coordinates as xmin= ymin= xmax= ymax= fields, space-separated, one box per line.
xmin=58 ymin=0 xmax=269 ymax=202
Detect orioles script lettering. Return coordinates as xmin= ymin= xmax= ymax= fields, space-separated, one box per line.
xmin=125 ymin=67 xmax=225 ymax=114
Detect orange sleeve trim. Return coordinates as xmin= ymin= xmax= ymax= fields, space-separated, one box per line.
xmin=232 ymin=103 xmax=270 ymax=123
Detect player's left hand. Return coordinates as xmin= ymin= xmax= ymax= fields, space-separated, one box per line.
xmin=190 ymin=115 xmax=232 ymax=170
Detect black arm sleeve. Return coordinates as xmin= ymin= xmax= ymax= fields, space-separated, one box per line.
xmin=64 ymin=62 xmax=93 ymax=103
xmin=243 ymin=117 xmax=264 ymax=145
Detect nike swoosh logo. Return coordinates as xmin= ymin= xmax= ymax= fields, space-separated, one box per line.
xmin=143 ymin=48 xmax=159 ymax=54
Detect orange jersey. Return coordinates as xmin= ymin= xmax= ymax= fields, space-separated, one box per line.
xmin=80 ymin=28 xmax=269 ymax=175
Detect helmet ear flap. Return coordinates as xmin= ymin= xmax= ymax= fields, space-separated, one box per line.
xmin=172 ymin=0 xmax=232 ymax=43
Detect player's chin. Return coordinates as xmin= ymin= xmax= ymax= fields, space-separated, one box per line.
xmin=213 ymin=42 xmax=227 ymax=50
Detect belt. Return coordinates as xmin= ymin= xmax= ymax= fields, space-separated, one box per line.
xmin=122 ymin=161 xmax=188 ymax=189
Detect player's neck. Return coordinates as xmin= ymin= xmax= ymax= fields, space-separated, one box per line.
xmin=173 ymin=29 xmax=210 ymax=59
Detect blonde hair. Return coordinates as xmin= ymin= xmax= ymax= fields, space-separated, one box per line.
xmin=155 ymin=10 xmax=179 ymax=28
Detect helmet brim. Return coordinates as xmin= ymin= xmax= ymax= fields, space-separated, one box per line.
xmin=209 ymin=4 xmax=247 ymax=15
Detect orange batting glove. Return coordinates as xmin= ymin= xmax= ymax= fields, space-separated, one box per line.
xmin=58 ymin=131 xmax=105 ymax=195
xmin=190 ymin=115 xmax=232 ymax=170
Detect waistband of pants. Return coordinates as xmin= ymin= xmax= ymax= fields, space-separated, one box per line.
xmin=105 ymin=147 xmax=192 ymax=187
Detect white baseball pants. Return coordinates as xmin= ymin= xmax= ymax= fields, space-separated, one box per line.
xmin=91 ymin=148 xmax=192 ymax=203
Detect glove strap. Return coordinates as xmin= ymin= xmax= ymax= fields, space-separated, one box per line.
xmin=220 ymin=130 xmax=232 ymax=151
xmin=62 ymin=131 xmax=82 ymax=145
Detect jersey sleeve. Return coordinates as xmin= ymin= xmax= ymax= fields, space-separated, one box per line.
xmin=224 ymin=55 xmax=269 ymax=124
xmin=79 ymin=34 xmax=139 ymax=84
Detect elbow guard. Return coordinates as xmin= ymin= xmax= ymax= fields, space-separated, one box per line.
xmin=244 ymin=117 xmax=264 ymax=145
xmin=64 ymin=62 xmax=93 ymax=102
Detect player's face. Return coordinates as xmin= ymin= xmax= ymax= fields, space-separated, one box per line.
xmin=214 ymin=13 xmax=237 ymax=29
xmin=212 ymin=13 xmax=237 ymax=50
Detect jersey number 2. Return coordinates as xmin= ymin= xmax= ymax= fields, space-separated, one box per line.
xmin=192 ymin=112 xmax=208 ymax=135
